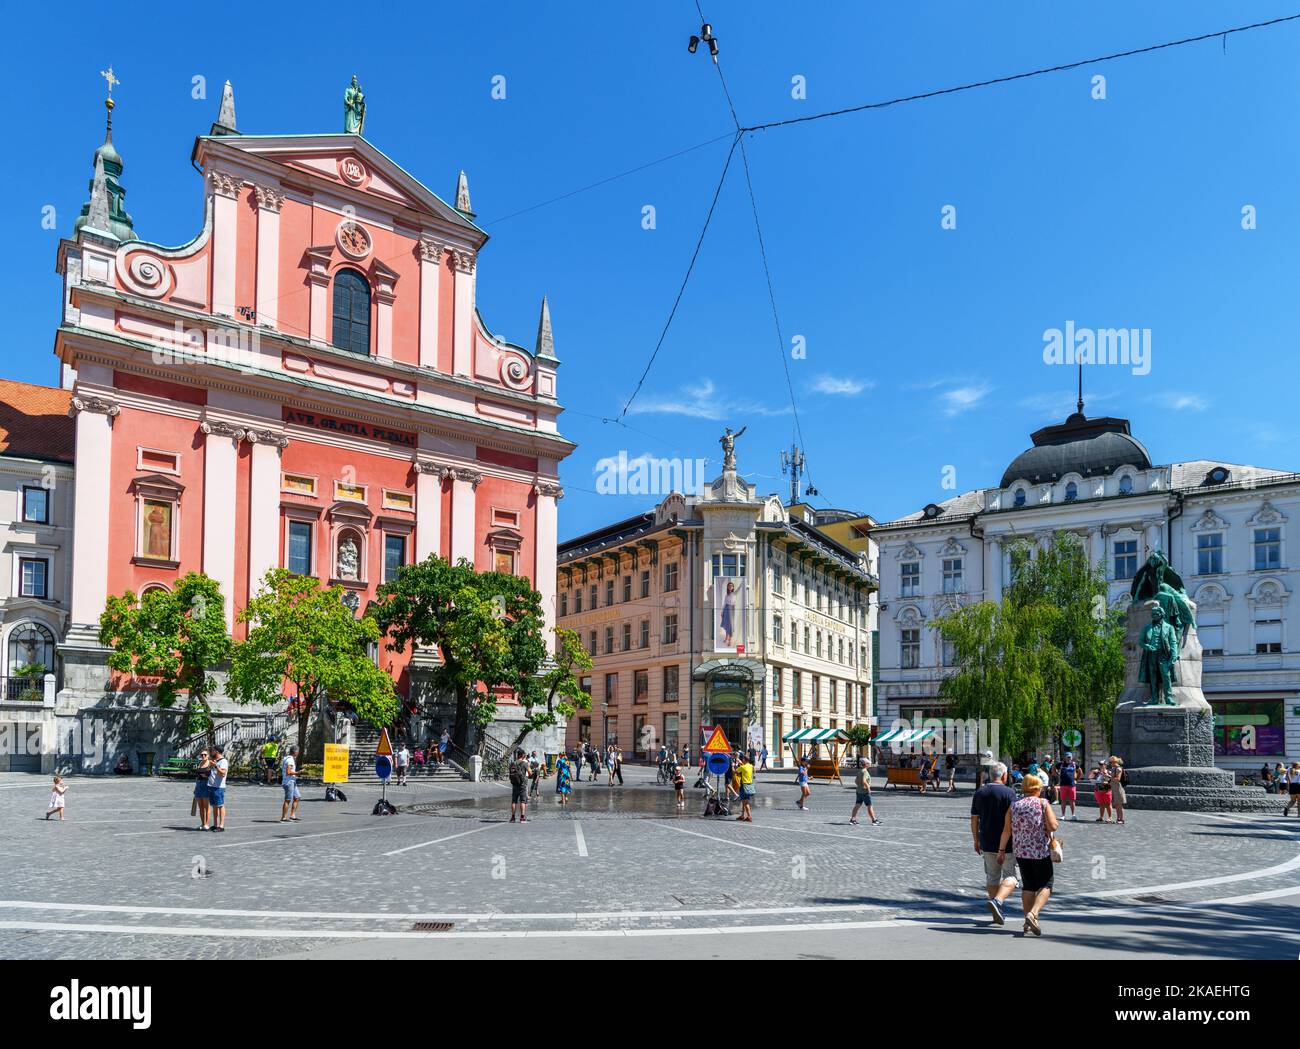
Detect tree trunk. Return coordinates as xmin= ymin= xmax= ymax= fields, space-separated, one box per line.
xmin=297 ymin=706 xmax=310 ymax=757
xmin=453 ymin=686 xmax=469 ymax=752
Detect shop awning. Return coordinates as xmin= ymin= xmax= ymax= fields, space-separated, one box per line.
xmin=872 ymin=728 xmax=936 ymax=745
xmin=781 ymin=727 xmax=847 ymax=743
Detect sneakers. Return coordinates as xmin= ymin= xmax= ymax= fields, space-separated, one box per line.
xmin=987 ymin=898 xmax=1005 ymax=926
xmin=849 ymin=819 xmax=860 ymax=825
xmin=872 ymin=819 xmax=883 ymax=825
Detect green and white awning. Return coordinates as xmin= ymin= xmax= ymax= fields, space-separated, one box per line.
xmin=872 ymin=727 xmax=936 ymax=745
xmin=781 ymin=727 xmax=847 ymax=743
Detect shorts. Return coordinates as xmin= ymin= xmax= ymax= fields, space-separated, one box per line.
xmin=1289 ymin=784 xmax=1300 ymax=796
xmin=193 ymin=781 xmax=209 ymax=800
xmin=740 ymin=785 xmax=755 ymax=800
xmin=855 ymin=791 xmax=873 ymax=806
xmin=209 ymin=786 xmax=227 ymax=808
xmin=282 ymin=777 xmax=300 ymax=802
xmin=983 ymin=850 xmax=1018 ymax=887
xmin=511 ymin=782 xmax=527 ymax=804
xmin=1017 ymin=856 xmax=1054 ymax=893
xmin=264 ymin=757 xmax=277 ymax=770
xmin=1095 ymin=790 xmax=1112 ymax=805
xmin=1057 ymin=785 xmax=1076 ymax=802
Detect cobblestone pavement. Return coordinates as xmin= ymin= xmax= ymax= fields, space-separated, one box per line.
xmin=1 ymin=767 xmax=1297 ymax=959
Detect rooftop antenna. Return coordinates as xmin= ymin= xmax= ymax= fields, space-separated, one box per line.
xmin=780 ymin=444 xmax=806 ymax=505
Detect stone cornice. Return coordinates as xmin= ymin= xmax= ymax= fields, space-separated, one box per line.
xmin=533 ymin=480 xmax=564 ymax=500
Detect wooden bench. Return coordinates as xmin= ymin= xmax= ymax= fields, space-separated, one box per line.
xmin=157 ymin=757 xmax=197 ymax=778
xmin=885 ymin=767 xmax=923 ymax=790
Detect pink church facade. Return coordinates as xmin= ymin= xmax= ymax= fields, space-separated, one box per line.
xmin=54 ymin=84 xmax=572 ymax=744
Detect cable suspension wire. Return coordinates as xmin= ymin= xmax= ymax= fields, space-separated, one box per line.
xmin=618 ymin=132 xmax=741 ymax=420
xmin=741 ymin=12 xmax=1300 ymax=133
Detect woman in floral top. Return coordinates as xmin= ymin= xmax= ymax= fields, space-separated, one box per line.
xmin=997 ymin=773 xmax=1060 ymax=936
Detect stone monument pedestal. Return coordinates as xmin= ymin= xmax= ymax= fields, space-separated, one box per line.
xmin=1109 ymin=598 xmax=1275 ymax=812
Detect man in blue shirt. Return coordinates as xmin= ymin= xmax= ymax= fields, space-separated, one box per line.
xmin=1057 ymin=752 xmax=1079 ymax=821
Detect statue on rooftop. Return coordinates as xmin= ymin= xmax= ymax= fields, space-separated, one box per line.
xmin=720 ymin=426 xmax=746 ymax=471
xmin=344 ymin=75 xmax=366 ymax=135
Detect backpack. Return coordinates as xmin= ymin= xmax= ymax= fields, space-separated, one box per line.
xmin=509 ymin=760 xmax=525 ymax=786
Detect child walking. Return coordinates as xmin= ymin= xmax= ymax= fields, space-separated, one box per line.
xmin=45 ymin=775 xmax=68 ymax=821
xmin=672 ymin=762 xmax=686 ymax=810
xmin=795 ymin=758 xmax=812 ymax=811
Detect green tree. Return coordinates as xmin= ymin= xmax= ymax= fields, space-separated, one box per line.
xmin=227 ymin=569 xmax=399 ymax=755
xmin=99 ymin=572 xmax=232 ymax=736
xmin=935 ymin=532 xmax=1125 ymax=760
xmin=509 ymin=626 xmax=594 ymax=752
xmin=369 ymin=555 xmax=559 ymax=751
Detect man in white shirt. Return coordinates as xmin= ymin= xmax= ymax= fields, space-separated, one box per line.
xmin=280 ymin=745 xmax=301 ymax=822
xmin=396 ymin=744 xmax=411 ymax=786
xmin=207 ymin=744 xmax=230 ymax=832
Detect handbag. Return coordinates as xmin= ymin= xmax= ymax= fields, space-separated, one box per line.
xmin=1042 ymin=800 xmax=1063 ymax=863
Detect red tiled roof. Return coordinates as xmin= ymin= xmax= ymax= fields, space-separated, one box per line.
xmin=0 ymin=378 xmax=74 ymax=464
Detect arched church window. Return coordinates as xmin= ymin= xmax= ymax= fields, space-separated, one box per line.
xmin=8 ymin=621 xmax=55 ymax=681
xmin=1065 ymin=482 xmax=1078 ymax=502
xmin=331 ymin=269 xmax=371 ymax=355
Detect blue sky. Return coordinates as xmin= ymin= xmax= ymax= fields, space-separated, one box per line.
xmin=9 ymin=1 xmax=1300 ymax=541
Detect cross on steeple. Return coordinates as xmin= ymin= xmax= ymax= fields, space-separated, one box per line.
xmin=100 ymin=65 xmax=120 ymax=98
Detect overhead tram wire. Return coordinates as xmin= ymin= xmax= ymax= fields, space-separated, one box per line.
xmin=617 ymin=132 xmax=742 ymax=421
xmin=740 ymin=12 xmax=1300 ymax=134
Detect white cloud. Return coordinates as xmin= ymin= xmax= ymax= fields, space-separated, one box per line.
xmin=1017 ymin=390 xmax=1119 ymax=417
xmin=810 ymin=374 xmax=873 ymax=396
xmin=939 ymin=383 xmax=992 ymax=417
xmin=628 ymin=378 xmax=791 ymax=420
xmin=1150 ymin=392 xmax=1208 ymax=412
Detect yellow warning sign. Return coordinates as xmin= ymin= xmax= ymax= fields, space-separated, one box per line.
xmin=702 ymin=725 xmax=731 ymax=753
xmin=375 ymin=728 xmax=394 ymax=757
xmin=323 ymin=743 xmax=349 ymax=784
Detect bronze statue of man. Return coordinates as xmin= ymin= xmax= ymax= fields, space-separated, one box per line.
xmin=1138 ymin=604 xmax=1180 ymax=705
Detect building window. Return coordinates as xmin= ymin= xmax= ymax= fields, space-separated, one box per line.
xmin=574 ymin=588 xmax=584 ymax=613
xmin=139 ymin=498 xmax=177 ymax=562
xmin=331 ymin=268 xmax=372 ymax=355
xmin=588 ymin=630 xmax=597 ymax=657
xmin=901 ymin=628 xmax=921 ymax=669
xmin=493 ymin=549 xmax=515 ymax=575
xmin=7 ymin=622 xmax=55 ymax=685
xmin=1064 ymin=481 xmax=1078 ymax=502
xmin=383 ymin=490 xmax=415 ymax=513
xmin=803 ymin=625 xmax=811 ymax=652
xmin=664 ymin=561 xmax=679 ymax=592
xmin=663 ymin=665 xmax=679 ymax=703
xmin=639 ymin=619 xmax=650 ymax=648
xmin=773 ymin=614 xmax=783 ymax=646
xmin=792 ymin=670 xmax=802 ymax=708
xmin=942 ymin=558 xmax=963 ymax=593
xmin=900 ymin=561 xmax=920 ymax=597
xmin=1013 ymin=488 xmax=1026 ymax=507
xmin=1254 ymin=617 xmax=1282 ymax=655
xmin=663 ymin=614 xmax=678 ymax=644
xmin=811 ymin=675 xmax=821 ymax=710
xmin=383 ymin=534 xmax=406 ymax=583
xmin=1118 ymin=474 xmax=1133 ymax=495
xmin=622 ymin=575 xmax=632 ymax=602
xmin=664 ymin=712 xmax=679 ymax=750
xmin=605 ymin=673 xmax=617 ymax=702
xmin=1198 ymin=610 xmax=1224 ymax=656
xmin=491 ymin=508 xmax=519 ymax=528
xmin=830 ymin=680 xmax=838 ymax=712
xmin=815 ymin=631 xmax=823 ymax=658
xmin=772 ymin=566 xmax=782 ymax=595
xmin=1254 ymin=528 xmax=1282 ymax=571
xmin=604 ymin=626 xmax=614 ymax=654
xmin=621 ymin=623 xmax=632 ymax=651
xmin=1196 ymin=533 xmax=1224 ymax=575
xmin=287 ymin=520 xmax=314 ymax=575
xmin=711 ymin=553 xmax=746 ymax=577
xmin=21 ymin=486 xmax=49 ymax=524
xmin=1114 ymin=540 xmax=1138 ymax=581
xmin=590 ymin=584 xmax=598 ymax=609
xmin=18 ymin=557 xmax=49 ymax=599
xmin=560 ymin=592 xmax=568 ymax=617
xmin=942 ymin=638 xmax=956 ymax=667
xmin=634 ymin=670 xmax=649 ymax=704
xmin=640 ymin=570 xmax=650 ymax=598
xmin=772 ymin=666 xmax=783 ymax=704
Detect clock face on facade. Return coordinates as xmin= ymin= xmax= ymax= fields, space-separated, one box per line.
xmin=336 ymin=220 xmax=372 ymax=259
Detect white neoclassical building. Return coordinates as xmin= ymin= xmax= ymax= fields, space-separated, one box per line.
xmin=872 ymin=408 xmax=1298 ymax=771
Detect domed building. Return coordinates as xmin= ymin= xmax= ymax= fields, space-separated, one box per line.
xmin=871 ymin=407 xmax=1299 ymax=773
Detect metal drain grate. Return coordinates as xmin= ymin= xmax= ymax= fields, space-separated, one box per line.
xmin=1132 ymin=895 xmax=1169 ymax=904
xmin=411 ymin=921 xmax=454 ymax=932
xmin=673 ymin=894 xmax=738 ymax=907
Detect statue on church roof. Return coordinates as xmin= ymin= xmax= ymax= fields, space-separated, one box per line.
xmin=344 ymin=75 xmax=366 ymax=135
xmin=720 ymin=425 xmax=746 ymax=471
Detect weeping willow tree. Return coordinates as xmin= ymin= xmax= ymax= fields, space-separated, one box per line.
xmin=934 ymin=532 xmax=1125 ymax=760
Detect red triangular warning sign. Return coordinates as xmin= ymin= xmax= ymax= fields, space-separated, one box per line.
xmin=375 ymin=728 xmax=394 ymax=757
xmin=702 ymin=725 xmax=731 ymax=753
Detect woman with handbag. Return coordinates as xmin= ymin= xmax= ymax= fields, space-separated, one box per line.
xmin=996 ymin=773 xmax=1061 ymax=937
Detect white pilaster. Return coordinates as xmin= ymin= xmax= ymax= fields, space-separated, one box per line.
xmin=68 ymin=396 xmax=118 ymax=627
xmin=306 ymin=246 xmax=332 ymax=345
xmin=418 ymin=238 xmax=443 ymax=369
xmin=248 ymin=433 xmax=287 ymax=596
xmin=414 ymin=462 xmax=446 ymax=561
xmin=533 ymin=481 xmax=563 ymax=646
xmin=450 ymin=468 xmax=481 ymax=564
xmin=452 ymin=249 xmax=475 ymax=377
xmin=373 ymin=262 xmax=399 ymax=360
xmin=253 ymin=184 xmax=283 ymax=331
xmin=200 ymin=419 xmax=242 ymax=629
xmin=209 ymin=171 xmax=241 ymax=319
xmin=988 ymin=539 xmax=1003 ymax=598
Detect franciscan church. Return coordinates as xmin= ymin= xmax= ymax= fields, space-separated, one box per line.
xmin=871 ymin=398 xmax=1299 ymax=772
xmin=1 ymin=73 xmax=574 ymax=771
